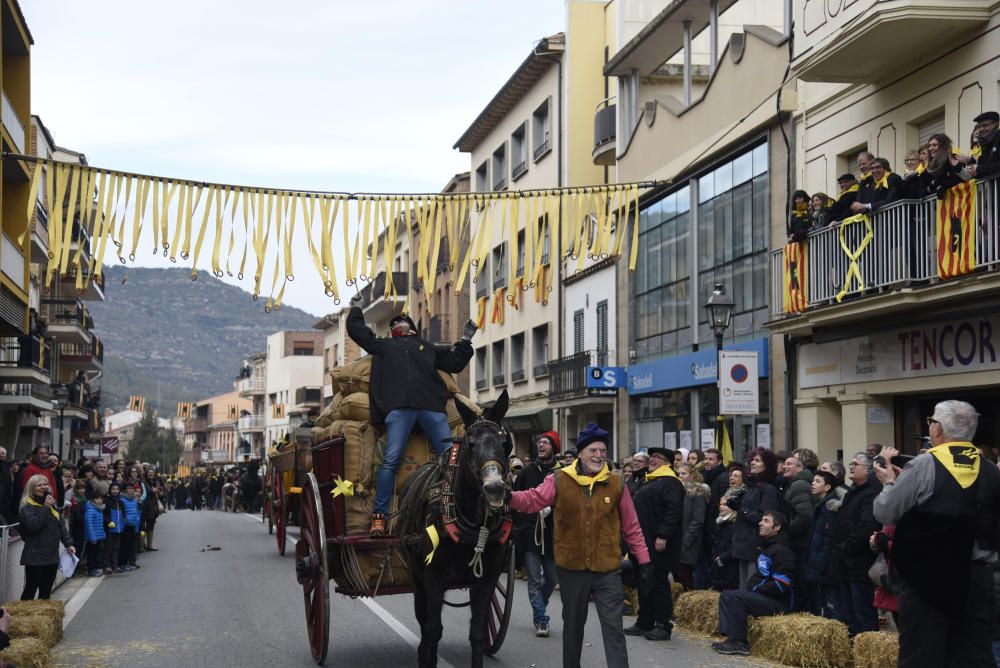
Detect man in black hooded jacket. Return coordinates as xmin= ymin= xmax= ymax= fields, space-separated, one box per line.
xmin=347 ymin=299 xmax=476 ymax=536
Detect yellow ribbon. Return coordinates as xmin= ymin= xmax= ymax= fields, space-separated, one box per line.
xmin=330 ymin=476 xmax=354 ymax=499
xmin=424 ymin=524 xmax=440 ymax=565
xmin=836 ymin=213 xmax=874 ymax=302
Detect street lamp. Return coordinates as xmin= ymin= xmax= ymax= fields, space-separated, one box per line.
xmin=704 ymin=284 xmax=735 ymax=458
xmin=52 ymin=384 xmax=70 ymax=460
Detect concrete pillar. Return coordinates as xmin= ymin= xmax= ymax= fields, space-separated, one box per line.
xmin=839 ymin=395 xmax=894 ymax=458
xmin=794 ymin=397 xmax=842 ymax=463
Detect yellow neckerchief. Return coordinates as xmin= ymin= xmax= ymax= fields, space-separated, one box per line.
xmin=859 ymin=172 xmax=873 ymax=185
xmin=559 ymin=461 xmax=610 ymax=493
xmin=792 ymin=202 xmax=809 ymax=219
xmin=874 ymin=171 xmax=894 ymax=190
xmin=645 ymin=464 xmax=678 ymax=480
xmin=824 ymin=197 xmax=835 ymax=208
xmin=837 ymin=184 xmax=859 ymax=200
xmin=929 ymin=441 xmax=981 ymax=489
xmin=916 ymin=163 xmax=926 ymax=175
xmin=970 ymin=144 xmax=983 ymax=159
xmin=26 ymin=496 xmax=60 ymax=521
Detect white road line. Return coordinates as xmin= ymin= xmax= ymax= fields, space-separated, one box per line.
xmin=62 ymin=576 xmax=102 ymax=628
xmin=359 ymin=597 xmax=456 ymax=668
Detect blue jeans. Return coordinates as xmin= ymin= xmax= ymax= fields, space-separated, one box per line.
xmin=523 ymin=550 xmax=557 ymax=625
xmin=838 ymin=580 xmax=878 ymax=635
xmin=374 ymin=408 xmax=453 ymax=515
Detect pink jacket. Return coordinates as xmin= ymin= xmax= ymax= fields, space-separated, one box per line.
xmin=510 ymin=474 xmax=650 ymax=564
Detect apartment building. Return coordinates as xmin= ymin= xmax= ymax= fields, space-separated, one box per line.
xmin=263 ymin=330 xmax=323 ymax=446
xmin=182 ymin=390 xmax=250 ymax=467
xmin=605 ymin=0 xmax=789 ymax=460
xmin=102 ymin=409 xmax=183 ymax=462
xmin=236 ymin=351 xmax=267 ymax=460
xmin=767 ymin=0 xmax=1000 ymax=461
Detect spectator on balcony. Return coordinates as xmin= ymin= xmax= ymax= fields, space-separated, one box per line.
xmin=827 ymin=174 xmax=859 ymax=223
xmin=809 ymin=192 xmax=834 ymax=228
xmin=922 ymin=133 xmax=973 ymax=197
xmin=968 ymin=111 xmax=1000 ymax=180
xmin=787 ymin=190 xmax=812 ymax=242
xmin=856 ymin=151 xmax=876 ymax=195
xmin=851 ymin=158 xmax=904 ymax=214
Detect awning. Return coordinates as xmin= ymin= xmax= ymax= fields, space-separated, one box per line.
xmin=503 ymin=406 xmax=553 ymax=434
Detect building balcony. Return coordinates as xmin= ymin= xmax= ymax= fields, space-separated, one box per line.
xmin=292 ymin=386 xmax=322 ymax=412
xmin=0 ymin=335 xmax=51 ymax=384
xmin=360 ymin=271 xmax=408 ymax=321
xmin=793 ymin=0 xmax=990 ymax=83
xmin=186 ymin=416 xmax=210 ymax=434
xmin=40 ymin=298 xmax=90 ymax=345
xmin=60 ymin=337 xmax=104 ymax=372
xmin=1 ymin=233 xmax=25 ymax=294
xmin=547 ymin=349 xmax=615 ymax=402
xmin=59 ymin=268 xmax=105 ymax=302
xmin=2 ymin=90 xmax=25 ymax=155
xmin=30 ymin=201 xmax=49 ymax=264
xmin=593 ymin=98 xmax=616 ymax=166
xmin=0 ymin=382 xmax=52 ymax=412
xmin=238 ymin=414 xmax=266 ymax=432
xmin=236 ymin=375 xmax=265 ymax=397
xmin=767 ymin=176 xmax=1000 ymax=334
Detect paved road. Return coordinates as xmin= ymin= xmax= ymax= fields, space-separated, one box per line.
xmin=52 ymin=509 xmax=768 ymax=667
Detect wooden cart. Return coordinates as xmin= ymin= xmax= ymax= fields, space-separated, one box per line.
xmin=294 ymin=437 xmax=515 ymax=665
xmin=267 ymin=429 xmax=314 ymax=556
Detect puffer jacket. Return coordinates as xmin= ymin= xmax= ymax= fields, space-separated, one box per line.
xmin=18 ymin=499 xmax=73 ymax=566
xmin=680 ymin=482 xmax=710 ymax=566
xmin=104 ymin=493 xmax=125 ymax=534
xmin=84 ymin=501 xmax=106 ymax=543
xmin=122 ymin=497 xmax=141 ymax=529
xmin=804 ymin=489 xmax=844 ymax=585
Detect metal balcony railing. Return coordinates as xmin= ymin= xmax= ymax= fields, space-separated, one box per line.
xmin=2 ymin=90 xmax=24 ymax=154
xmin=61 ymin=339 xmax=103 ymax=365
xmin=238 ymin=415 xmax=265 ymax=431
xmin=359 ymin=272 xmax=409 ymax=309
xmin=40 ymin=298 xmax=85 ymax=328
xmin=475 ymin=376 xmax=488 ymax=391
xmin=769 ymin=176 xmax=1000 ymax=318
xmin=547 ymin=349 xmax=615 ymax=401
xmin=237 ymin=376 xmax=265 ymax=394
xmin=593 ymin=97 xmax=617 ymax=158
xmin=0 ymin=336 xmax=51 ymax=374
xmin=1 ymin=234 xmax=24 ymax=291
xmin=0 ymin=383 xmax=51 ymax=401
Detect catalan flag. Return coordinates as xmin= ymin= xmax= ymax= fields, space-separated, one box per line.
xmin=176 ymin=402 xmax=193 ymax=419
xmin=128 ymin=395 xmax=145 ymax=413
xmin=475 ymin=296 xmax=488 ymax=329
xmin=782 ymin=241 xmax=808 ymax=314
xmin=936 ymin=180 xmax=977 ymax=279
xmin=490 ymin=287 xmax=507 ymax=324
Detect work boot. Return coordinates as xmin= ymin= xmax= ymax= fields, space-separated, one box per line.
xmin=369 ymin=513 xmax=387 ymax=538
xmin=644 ymin=624 xmax=672 ymax=641
xmin=623 ymin=623 xmax=651 ymax=636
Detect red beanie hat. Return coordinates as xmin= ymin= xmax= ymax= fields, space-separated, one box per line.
xmin=538 ymin=430 xmax=561 ymax=454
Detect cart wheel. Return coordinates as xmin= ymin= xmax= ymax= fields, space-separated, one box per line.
xmin=484 ymin=545 xmax=515 ymax=656
xmin=295 ymin=472 xmax=330 ymax=665
xmin=265 ymin=485 xmax=274 ymax=535
xmin=274 ymin=473 xmax=286 ymax=555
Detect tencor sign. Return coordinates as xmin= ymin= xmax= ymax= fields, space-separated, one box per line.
xmin=799 ymin=314 xmax=1000 ymax=389
xmin=720 ymin=351 xmax=759 ymax=415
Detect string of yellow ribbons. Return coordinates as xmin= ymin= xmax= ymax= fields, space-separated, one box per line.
xmin=18 ymin=156 xmax=647 ymax=316
xmin=835 ymin=213 xmax=873 ymax=302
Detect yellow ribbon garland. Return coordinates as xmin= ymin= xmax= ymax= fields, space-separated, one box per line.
xmin=836 ymin=213 xmax=874 ymax=302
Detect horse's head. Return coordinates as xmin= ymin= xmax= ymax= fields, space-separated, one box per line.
xmin=454 ymin=390 xmax=512 ymax=509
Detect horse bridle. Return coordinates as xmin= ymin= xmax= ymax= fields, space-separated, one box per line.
xmin=467 ymin=417 xmax=510 ymax=479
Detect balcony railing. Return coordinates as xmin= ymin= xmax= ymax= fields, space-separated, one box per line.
xmin=475 ymin=376 xmax=488 ymax=391
xmin=0 ymin=382 xmax=51 ymax=402
xmin=1 ymin=234 xmax=24 ymax=291
xmin=0 ymin=336 xmax=51 ymax=374
xmin=593 ymin=97 xmax=617 ymax=166
xmin=2 ymin=90 xmax=24 ymax=154
xmin=238 ymin=414 xmax=265 ymax=431
xmin=40 ymin=298 xmax=85 ymax=328
xmin=236 ymin=376 xmax=265 ymax=395
xmin=359 ymin=272 xmax=408 ymax=309
xmin=186 ymin=416 xmax=210 ymax=433
xmin=547 ymin=349 xmax=615 ymax=401
xmin=61 ymin=339 xmax=103 ymax=366
xmin=769 ymin=177 xmax=1000 ymax=318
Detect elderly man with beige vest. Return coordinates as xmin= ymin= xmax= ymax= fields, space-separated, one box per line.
xmin=509 ymin=422 xmax=652 ymax=668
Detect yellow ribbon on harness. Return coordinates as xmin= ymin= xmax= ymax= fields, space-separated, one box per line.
xmin=330 ymin=476 xmax=354 ymax=499
xmin=836 ymin=213 xmax=873 ymax=302
xmin=424 ymin=524 xmax=441 ymax=565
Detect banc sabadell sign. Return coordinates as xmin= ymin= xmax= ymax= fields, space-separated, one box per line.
xmin=627 ymin=338 xmax=769 ymax=395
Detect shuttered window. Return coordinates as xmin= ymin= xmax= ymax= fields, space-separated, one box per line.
xmin=574 ymin=310 xmax=584 ymax=354
xmin=918 ymin=114 xmax=945 ymax=147
xmin=596 ymin=300 xmax=608 ymax=352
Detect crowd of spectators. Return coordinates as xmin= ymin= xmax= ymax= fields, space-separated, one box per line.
xmin=161 ymin=464 xmax=262 ymax=513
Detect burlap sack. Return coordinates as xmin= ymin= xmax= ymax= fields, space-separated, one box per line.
xmin=342 ymin=356 xmax=372 ymax=394
xmin=314 ymin=392 xmax=344 ymax=430
xmin=339 ymin=392 xmax=370 ymax=422
xmin=344 ymin=494 xmax=373 ymax=535
xmin=341 ymin=420 xmax=377 ymax=493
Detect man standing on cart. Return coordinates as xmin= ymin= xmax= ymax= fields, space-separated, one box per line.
xmin=347 ymin=295 xmax=477 ymax=537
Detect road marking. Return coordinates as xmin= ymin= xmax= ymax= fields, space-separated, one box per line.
xmin=360 ymin=597 xmax=456 ymax=668
xmin=63 ymin=576 xmax=102 ymax=628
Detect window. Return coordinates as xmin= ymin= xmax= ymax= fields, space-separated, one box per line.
xmin=412 ymin=260 xmax=422 ymax=292
xmin=510 ymin=333 xmax=526 ymax=382
xmin=492 ymin=143 xmax=507 ymax=191
xmin=596 ymin=300 xmax=608 ymax=364
xmin=540 ymin=216 xmax=551 ymax=265
xmin=573 ymin=310 xmax=584 ymax=354
xmin=492 ymin=242 xmax=507 ymax=290
xmin=293 ymin=345 xmax=314 ymax=356
xmin=532 ymin=98 xmax=552 ymax=161
xmin=475 ymin=161 xmax=488 ymax=193
xmin=492 ymin=340 xmax=505 ymax=386
xmin=532 ymin=325 xmax=549 ymax=377
xmin=511 ymin=122 xmax=528 ymax=180
xmin=475 ymin=347 xmax=488 ymax=391
xmin=917 ymin=112 xmax=945 ymax=147
xmin=516 ymin=230 xmax=526 ymax=277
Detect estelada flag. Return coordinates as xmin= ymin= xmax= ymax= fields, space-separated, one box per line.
xmin=782 ymin=241 xmax=808 ymax=313
xmin=475 ymin=296 xmax=488 ymax=329
xmin=937 ymin=180 xmax=977 ymax=279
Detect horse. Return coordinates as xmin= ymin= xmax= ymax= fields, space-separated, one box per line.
xmin=398 ymin=390 xmax=513 ymax=668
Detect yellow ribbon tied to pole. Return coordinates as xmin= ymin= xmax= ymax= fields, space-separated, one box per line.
xmin=835 ymin=213 xmax=873 ymax=303
xmin=330 ymin=476 xmax=354 ymax=499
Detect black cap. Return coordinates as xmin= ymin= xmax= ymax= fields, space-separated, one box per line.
xmin=562 ymin=448 xmax=577 ymax=458
xmin=647 ymin=447 xmax=674 ymax=461
xmin=974 ymin=111 xmax=999 ymax=124
xmin=837 ymin=173 xmax=858 ymax=183
xmin=389 ymin=314 xmax=417 ymax=330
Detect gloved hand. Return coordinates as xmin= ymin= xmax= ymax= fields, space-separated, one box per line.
xmin=350 ymin=293 xmax=363 ymax=307
xmin=638 ymin=562 xmax=655 ymax=600
xmin=725 ymin=496 xmax=741 ymax=511
xmin=462 ymin=319 xmax=478 ymax=341
xmin=539 ymin=506 xmax=552 ymax=519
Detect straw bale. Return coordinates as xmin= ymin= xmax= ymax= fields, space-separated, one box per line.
xmin=747 ymin=613 xmax=850 ymax=668
xmin=4 ymin=600 xmax=64 ymax=628
xmin=0 ymin=637 xmax=52 ymax=668
xmin=9 ymin=614 xmax=60 ymax=648
xmin=670 ymin=580 xmax=684 ymax=603
xmin=851 ymin=631 xmax=899 ymax=668
xmin=673 ymin=590 xmax=720 ymax=636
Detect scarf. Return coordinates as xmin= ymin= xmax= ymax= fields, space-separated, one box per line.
xmin=875 ymin=171 xmax=894 ymax=190
xmin=645 ymin=465 xmax=678 ymax=480
xmin=560 ymin=461 xmax=610 ymax=493
xmin=837 ymin=184 xmax=859 ymax=200
xmin=27 ymin=496 xmax=60 ymax=521
xmin=928 ymin=441 xmax=980 ymax=489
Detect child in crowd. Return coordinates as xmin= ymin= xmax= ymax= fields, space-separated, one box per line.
xmin=119 ymin=484 xmax=142 ymax=571
xmin=85 ymin=495 xmax=106 ymax=577
xmin=69 ymin=480 xmax=89 ymax=576
xmin=103 ymin=481 xmax=125 ymax=574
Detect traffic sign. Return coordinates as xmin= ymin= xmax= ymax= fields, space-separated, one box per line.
xmin=719 ymin=351 xmax=759 ymax=415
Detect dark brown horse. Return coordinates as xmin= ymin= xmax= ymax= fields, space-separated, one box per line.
xmin=398 ymin=390 xmax=512 ymax=668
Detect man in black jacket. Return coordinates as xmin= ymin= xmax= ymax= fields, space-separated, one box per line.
xmin=700 ymin=448 xmax=729 ymax=587
xmin=969 ymin=111 xmax=1000 ymax=180
xmin=625 ymin=447 xmax=684 ymax=641
xmin=347 ymin=298 xmax=476 ymax=536
xmin=513 ymin=430 xmax=560 ymax=637
xmin=714 ymin=511 xmax=796 ymax=656
xmin=827 ymin=174 xmax=859 ymax=223
xmin=626 ymin=450 xmax=649 ymax=497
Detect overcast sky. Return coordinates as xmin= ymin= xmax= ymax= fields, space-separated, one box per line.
xmin=23 ymin=1 xmax=566 ymax=316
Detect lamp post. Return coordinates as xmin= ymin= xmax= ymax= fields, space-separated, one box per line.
xmin=52 ymin=384 xmax=70 ymax=461
xmin=704 ymin=284 xmax=735 ymax=457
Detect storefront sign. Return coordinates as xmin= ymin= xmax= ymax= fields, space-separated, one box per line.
xmin=799 ymin=314 xmax=1000 ymax=389
xmin=720 ymin=351 xmax=760 ymax=415
xmin=626 ymin=338 xmax=769 ymax=395
xmin=100 ymin=437 xmax=119 ymax=454
xmin=756 ymin=423 xmax=771 ymax=449
xmin=587 ymin=366 xmax=627 ymax=388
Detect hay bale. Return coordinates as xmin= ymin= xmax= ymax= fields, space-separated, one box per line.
xmin=670 ymin=580 xmax=684 ymax=603
xmin=0 ymin=637 xmax=51 ymax=668
xmin=8 ymin=614 xmax=60 ymax=648
xmin=852 ymin=631 xmax=899 ymax=668
xmin=748 ymin=613 xmax=850 ymax=668
xmin=673 ymin=590 xmax=720 ymax=636
xmin=4 ymin=600 xmax=64 ymax=628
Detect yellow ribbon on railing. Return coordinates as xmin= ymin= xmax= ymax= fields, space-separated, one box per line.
xmin=330 ymin=476 xmax=354 ymax=499
xmin=424 ymin=524 xmax=441 ymax=565
xmin=836 ymin=213 xmax=874 ymax=303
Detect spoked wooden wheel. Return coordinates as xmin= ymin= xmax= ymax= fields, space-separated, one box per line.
xmin=484 ymin=545 xmax=515 ymax=656
xmin=295 ymin=472 xmax=330 ymax=665
xmin=274 ymin=473 xmax=286 ymax=555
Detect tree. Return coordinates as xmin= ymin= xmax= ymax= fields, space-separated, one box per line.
xmin=128 ymin=406 xmax=183 ymax=470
